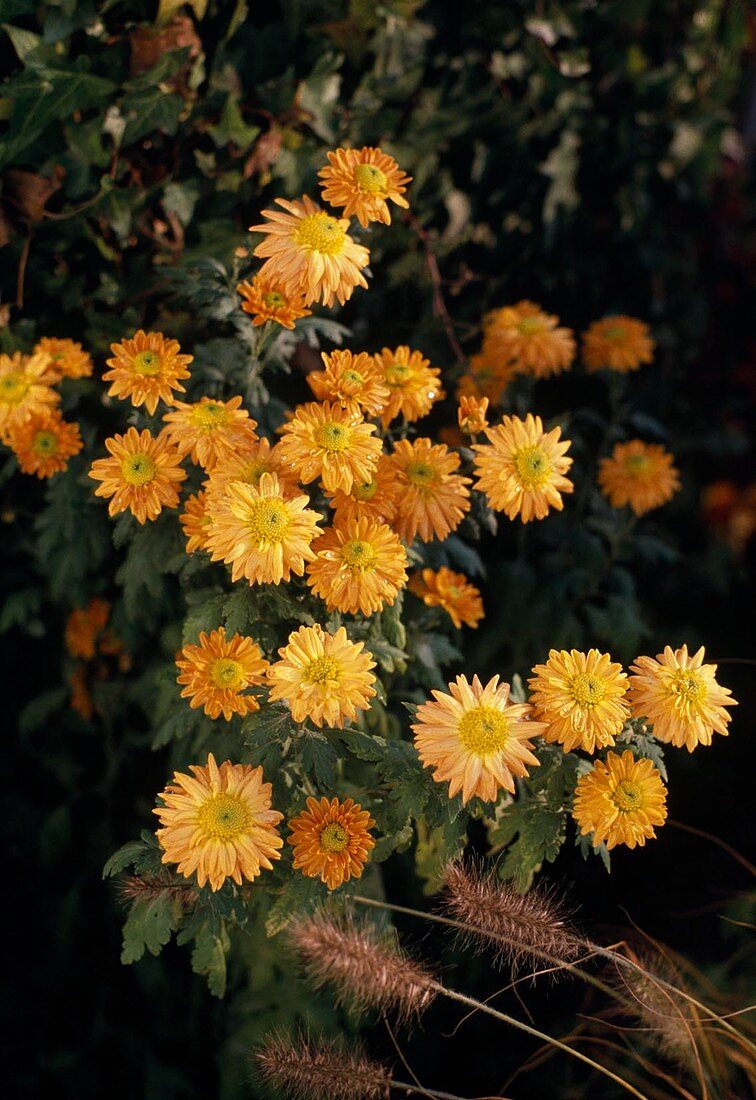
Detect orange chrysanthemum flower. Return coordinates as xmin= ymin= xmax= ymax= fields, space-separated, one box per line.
xmin=204 ymin=436 xmax=298 ymax=495
xmin=154 ymin=753 xmax=283 ymax=891
xmin=572 ymin=751 xmax=667 ymax=850
xmin=103 ymin=330 xmax=192 ymax=415
xmin=412 ymin=675 xmax=544 ymax=804
xmin=34 ymin=337 xmax=93 ymax=380
xmin=372 ymin=346 xmax=443 ymax=429
xmin=318 ymin=146 xmax=411 ymax=227
xmin=89 ymin=427 xmax=186 ymax=524
xmin=306 ymin=516 xmax=408 ymax=616
xmin=289 ymin=796 xmax=375 ymax=890
xmin=582 ymin=316 xmax=654 ymax=373
xmin=482 ymin=301 xmax=575 ymax=379
xmin=628 ymin=645 xmax=737 ymax=752
xmin=180 ymin=489 xmax=212 ymax=553
xmin=65 ymin=597 xmax=111 ymax=660
xmin=8 ymin=408 xmax=82 ymax=478
xmin=176 ymin=627 xmax=269 ymax=720
xmin=267 ymin=624 xmax=376 ymax=729
xmin=473 ymin=413 xmax=573 ymax=523
xmin=236 ymin=272 xmax=311 ymax=329
xmin=598 ymin=440 xmax=680 ymax=516
xmin=457 ymin=351 xmax=514 ymax=405
xmin=162 ymin=396 xmax=258 ymax=470
xmin=408 ymin=567 xmax=483 ymax=629
xmin=0 ymin=351 xmax=59 ymax=440
xmin=250 ymin=195 xmax=370 ymax=307
xmin=389 ymin=438 xmax=471 ymax=543
xmin=307 ymin=349 xmax=390 ymax=417
xmin=326 ymin=454 xmax=399 ymax=526
xmin=457 ymin=395 xmax=489 ymax=436
xmin=528 ymin=649 xmax=630 ymax=754
xmin=204 ymin=472 xmax=322 ymax=585
xmin=276 ymin=401 xmax=382 ymax=494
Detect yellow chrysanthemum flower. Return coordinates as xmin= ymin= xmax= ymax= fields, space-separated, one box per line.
xmin=482 ymin=301 xmax=575 ymax=379
xmin=162 ymin=396 xmax=258 ymax=470
xmin=306 ymin=516 xmax=408 ymax=616
xmin=103 ymin=330 xmax=192 ymax=415
xmin=307 ymin=349 xmax=390 ymax=417
xmin=389 ymin=438 xmax=471 ymax=543
xmin=204 ymin=472 xmax=322 ymax=585
xmin=628 ymin=645 xmax=737 ymax=751
xmin=267 ymin=624 xmax=376 ymax=729
xmin=0 ymin=351 xmax=59 ymax=440
xmin=276 ymin=401 xmax=382 ymax=494
xmin=236 ymin=272 xmax=311 ymax=329
xmin=582 ymin=316 xmax=654 ymax=373
xmin=572 ymin=750 xmax=667 ymax=850
xmin=473 ymin=413 xmax=574 ymax=523
xmin=408 ymin=567 xmax=484 ymax=629
xmin=8 ymin=408 xmax=82 ymax=478
xmin=154 ymin=753 xmax=283 ymax=891
xmin=528 ymin=649 xmax=630 ymax=754
xmin=457 ymin=395 xmax=490 ymax=436
xmin=372 ymin=345 xmax=444 ymax=428
xmin=89 ymin=427 xmax=186 ymax=524
xmin=598 ymin=440 xmax=680 ymax=516
xmin=250 ymin=195 xmax=370 ymax=307
xmin=65 ymin=598 xmax=111 ymax=660
xmin=288 ymin=796 xmax=376 ymax=890
xmin=412 ymin=674 xmax=544 ymax=804
xmin=318 ymin=146 xmax=411 ymax=227
xmin=176 ymin=627 xmax=270 ymax=721
xmin=326 ymin=453 xmax=399 ymax=526
xmin=34 ymin=337 xmax=93 ymax=380
xmin=180 ymin=489 xmax=212 ymax=554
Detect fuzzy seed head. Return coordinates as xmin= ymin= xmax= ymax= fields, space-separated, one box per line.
xmin=256 ymin=1032 xmax=392 ymax=1100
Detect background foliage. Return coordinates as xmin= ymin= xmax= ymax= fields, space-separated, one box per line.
xmin=2 ymin=1 xmax=754 ymax=1097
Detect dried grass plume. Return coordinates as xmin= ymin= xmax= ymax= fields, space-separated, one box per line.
xmin=255 ymin=1031 xmax=392 ymax=1100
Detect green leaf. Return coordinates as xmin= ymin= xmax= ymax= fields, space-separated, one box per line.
xmin=19 ymin=687 xmax=67 ymax=735
xmin=188 ymin=920 xmax=229 ymax=998
xmin=103 ymin=839 xmax=153 ymax=879
xmin=494 ymin=801 xmax=567 ymax=893
xmin=121 ymin=890 xmax=184 ymax=964
xmin=299 ymin=731 xmax=338 ymax=788
xmin=265 ymin=875 xmax=325 ymax=937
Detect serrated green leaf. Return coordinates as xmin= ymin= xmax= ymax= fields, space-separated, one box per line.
xmin=121 ymin=890 xmax=183 ymax=964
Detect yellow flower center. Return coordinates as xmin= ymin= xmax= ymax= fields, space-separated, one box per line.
xmin=353 ymin=162 xmax=388 ymax=195
xmin=315 ymin=421 xmax=352 ymax=452
xmin=669 ymin=669 xmax=705 ymax=703
xmin=341 ymin=538 xmax=377 ymax=571
xmin=305 ymin=655 xmax=341 ymax=685
xmin=612 ymin=779 xmax=644 ymax=813
xmin=352 ymin=478 xmax=378 ymax=501
xmin=294 ymin=213 xmax=346 ymax=256
xmin=196 ymin=792 xmax=250 ymax=841
xmin=445 ymin=585 xmax=462 ymax=600
xmin=406 ymin=461 xmax=437 ymax=489
xmin=245 ymin=498 xmax=291 ymax=544
xmin=263 ymin=291 xmax=287 ymax=309
xmin=236 ymin=459 xmax=272 ymax=485
xmin=341 ymin=369 xmax=365 ymax=388
xmin=513 ymin=446 xmax=552 ymax=489
xmin=120 ymin=453 xmax=156 ymax=486
xmin=458 ymin=705 xmax=510 ymax=756
xmin=210 ymin=657 xmax=246 ymax=692
xmin=0 ymin=372 xmax=30 ymax=406
xmin=189 ymin=403 xmax=229 ymax=431
xmin=517 ymin=316 xmax=545 ymax=335
xmin=385 ymin=362 xmax=412 ymax=388
xmin=32 ymin=429 xmax=59 ymax=456
xmin=570 ymin=673 xmax=607 ymax=709
xmin=319 ymin=821 xmax=349 ymax=852
xmin=604 ymin=325 xmax=627 ymax=340
xmin=624 ymin=453 xmax=651 ymax=475
xmin=132 ymin=350 xmax=162 ymax=376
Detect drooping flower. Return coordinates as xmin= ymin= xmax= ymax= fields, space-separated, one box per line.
xmin=162 ymin=396 xmax=258 ymax=470
xmin=412 ymin=674 xmax=544 ymax=804
xmin=180 ymin=490 xmax=212 ymax=553
xmin=204 ymin=472 xmax=322 ymax=585
xmin=408 ymin=567 xmax=484 ymax=629
xmin=276 ymin=401 xmax=382 ymax=494
xmin=457 ymin=395 xmax=490 ymax=436
xmin=473 ymin=413 xmax=573 ymax=522
xmin=250 ymin=195 xmax=370 ymax=307
xmin=482 ymin=301 xmax=576 ymax=379
xmin=65 ymin=597 xmax=111 ymax=660
xmin=528 ymin=649 xmax=630 ymax=754
xmin=582 ymin=316 xmax=654 ymax=373
xmin=628 ymin=645 xmax=736 ymax=751
xmin=267 ymin=624 xmax=376 ymax=729
xmin=103 ymin=330 xmax=192 ymax=415
xmin=372 ymin=346 xmax=443 ymax=428
xmin=89 ymin=427 xmax=186 ymax=524
xmin=307 ymin=349 xmax=390 ymax=418
xmin=598 ymin=440 xmax=680 ymax=516
xmin=326 ymin=454 xmax=399 ymax=526
xmin=8 ymin=408 xmax=82 ymax=478
xmin=0 ymin=351 xmax=58 ymax=439
xmin=154 ymin=753 xmax=283 ymax=891
xmin=306 ymin=516 xmax=408 ymax=616
xmin=34 ymin=337 xmax=93 ymax=380
xmin=318 ymin=146 xmax=411 ymax=227
xmin=572 ymin=750 xmax=667 ymax=850
xmin=389 ymin=437 xmax=471 ymax=543
xmin=176 ymin=627 xmax=269 ymax=720
xmin=236 ymin=272 xmax=311 ymax=329
xmin=288 ymin=796 xmax=375 ymax=890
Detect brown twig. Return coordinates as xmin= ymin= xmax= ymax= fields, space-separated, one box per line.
xmin=16 ymin=233 xmax=31 ymax=308
xmin=407 ymin=212 xmax=466 ymax=366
